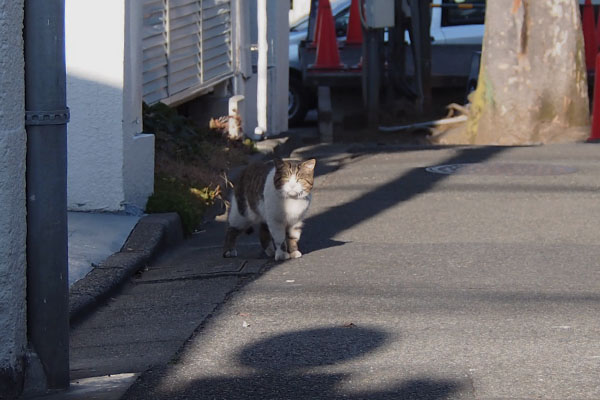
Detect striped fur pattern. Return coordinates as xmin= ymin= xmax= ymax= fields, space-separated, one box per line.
xmin=223 ymin=158 xmax=316 ymax=261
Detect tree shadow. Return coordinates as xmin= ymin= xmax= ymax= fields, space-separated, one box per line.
xmin=300 ymin=146 xmax=508 ymax=254
xmin=238 ymin=326 xmax=388 ymax=372
xmin=123 ymin=326 xmax=467 ymax=399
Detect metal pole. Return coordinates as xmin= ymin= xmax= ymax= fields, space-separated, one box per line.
xmin=363 ymin=28 xmax=382 ymax=127
xmin=389 ymin=0 xmax=415 ymax=99
xmin=24 ymin=0 xmax=70 ymax=390
xmin=409 ymin=0 xmax=431 ymax=113
xmin=418 ymin=0 xmax=432 ymax=111
xmin=254 ymin=0 xmax=268 ymax=137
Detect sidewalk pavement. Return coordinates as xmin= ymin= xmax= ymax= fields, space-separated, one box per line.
xmin=66 ymin=132 xmax=307 ymax=323
xmin=68 ymin=212 xmax=141 ymax=286
xmin=26 ymin=129 xmax=314 ymax=398
xmin=33 ymin=135 xmax=600 ymax=399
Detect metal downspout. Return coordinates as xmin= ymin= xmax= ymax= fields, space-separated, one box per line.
xmin=255 ymin=0 xmax=268 ymax=138
xmin=24 ymin=0 xmax=70 ymax=389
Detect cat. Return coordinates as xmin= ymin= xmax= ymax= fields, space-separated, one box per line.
xmin=223 ymin=157 xmax=316 ymax=261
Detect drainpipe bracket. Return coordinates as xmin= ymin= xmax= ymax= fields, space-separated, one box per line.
xmin=25 ymin=108 xmax=70 ymax=126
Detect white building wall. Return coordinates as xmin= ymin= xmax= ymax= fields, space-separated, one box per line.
xmin=289 ymin=0 xmax=312 ymax=26
xmin=66 ymin=0 xmax=154 ymax=214
xmin=290 ymin=0 xmax=348 ymax=25
xmin=0 ymin=0 xmax=27 ymax=394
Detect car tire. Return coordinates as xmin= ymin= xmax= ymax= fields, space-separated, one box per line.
xmin=288 ymin=75 xmax=309 ymax=126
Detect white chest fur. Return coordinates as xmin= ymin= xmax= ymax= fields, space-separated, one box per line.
xmin=262 ymin=169 xmax=311 ymax=225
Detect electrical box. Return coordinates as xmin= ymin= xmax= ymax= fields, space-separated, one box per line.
xmin=364 ymin=0 xmax=395 ymax=28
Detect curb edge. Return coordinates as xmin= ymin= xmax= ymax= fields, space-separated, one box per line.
xmin=68 ymin=212 xmax=183 ymax=323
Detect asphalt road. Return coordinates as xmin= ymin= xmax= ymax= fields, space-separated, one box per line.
xmin=73 ymin=142 xmax=600 ymax=399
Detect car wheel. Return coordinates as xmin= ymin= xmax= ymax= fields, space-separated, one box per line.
xmin=288 ymin=75 xmax=308 ymax=126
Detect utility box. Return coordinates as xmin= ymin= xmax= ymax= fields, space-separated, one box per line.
xmin=364 ymin=0 xmax=395 ymax=28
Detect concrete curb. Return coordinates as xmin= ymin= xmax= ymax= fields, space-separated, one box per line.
xmin=69 ymin=212 xmax=183 ymax=323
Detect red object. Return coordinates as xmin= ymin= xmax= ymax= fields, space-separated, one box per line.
xmin=346 ymin=0 xmax=363 ymax=45
xmin=596 ymin=4 xmax=600 ymax=47
xmin=310 ymin=1 xmax=323 ymax=47
xmin=583 ymin=0 xmax=597 ymax=71
xmin=310 ymin=0 xmax=344 ymax=69
xmin=590 ymin=53 xmax=600 ymax=140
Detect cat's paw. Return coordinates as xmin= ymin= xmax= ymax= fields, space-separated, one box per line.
xmin=275 ymin=249 xmax=290 ymax=261
xmin=223 ymin=249 xmax=238 ymax=258
xmin=290 ymin=250 xmax=302 ymax=259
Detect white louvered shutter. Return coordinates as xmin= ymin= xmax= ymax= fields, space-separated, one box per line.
xmin=142 ymin=0 xmax=233 ymax=105
xmin=142 ymin=0 xmax=169 ymax=104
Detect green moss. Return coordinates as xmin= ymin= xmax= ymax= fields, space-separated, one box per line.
xmin=146 ymin=175 xmax=219 ymax=234
xmin=466 ymin=63 xmax=490 ymax=143
xmin=243 ymin=138 xmax=258 ymax=153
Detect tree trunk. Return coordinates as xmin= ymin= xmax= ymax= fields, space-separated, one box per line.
xmin=436 ymin=0 xmax=590 ymax=145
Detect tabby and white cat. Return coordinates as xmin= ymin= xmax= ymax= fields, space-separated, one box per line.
xmin=223 ymin=158 xmax=316 ymax=261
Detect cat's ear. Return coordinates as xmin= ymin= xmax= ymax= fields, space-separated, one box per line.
xmin=300 ymin=158 xmax=316 ymax=172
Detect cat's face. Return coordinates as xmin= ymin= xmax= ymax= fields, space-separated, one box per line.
xmin=273 ymin=158 xmax=316 ymax=199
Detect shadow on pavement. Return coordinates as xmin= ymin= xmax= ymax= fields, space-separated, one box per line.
xmin=124 ymin=326 xmax=466 ymax=399
xmin=122 ymin=146 xmax=504 ymax=399
xmin=301 ymin=146 xmax=508 ymax=254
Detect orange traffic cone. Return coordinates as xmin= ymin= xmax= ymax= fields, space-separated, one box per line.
xmin=345 ymin=0 xmax=363 ymax=45
xmin=589 ymin=53 xmax=600 ymax=141
xmin=310 ymin=1 xmax=324 ymax=47
xmin=583 ymin=0 xmax=597 ymax=71
xmin=310 ymin=0 xmax=344 ymax=70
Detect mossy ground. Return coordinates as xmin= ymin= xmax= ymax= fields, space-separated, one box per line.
xmin=143 ymin=102 xmax=256 ymax=234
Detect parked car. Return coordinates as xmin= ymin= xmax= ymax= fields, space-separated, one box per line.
xmin=288 ymin=0 xmax=485 ymax=124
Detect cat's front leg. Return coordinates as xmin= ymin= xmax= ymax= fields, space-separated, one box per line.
xmin=286 ymin=222 xmax=303 ymax=258
xmin=268 ymin=221 xmax=290 ymax=261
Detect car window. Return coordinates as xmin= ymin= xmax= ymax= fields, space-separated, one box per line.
xmin=292 ymin=19 xmax=309 ymax=32
xmin=441 ymin=0 xmax=485 ymax=27
xmin=290 ymin=4 xmax=349 ymax=35
xmin=334 ymin=7 xmax=350 ymax=37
